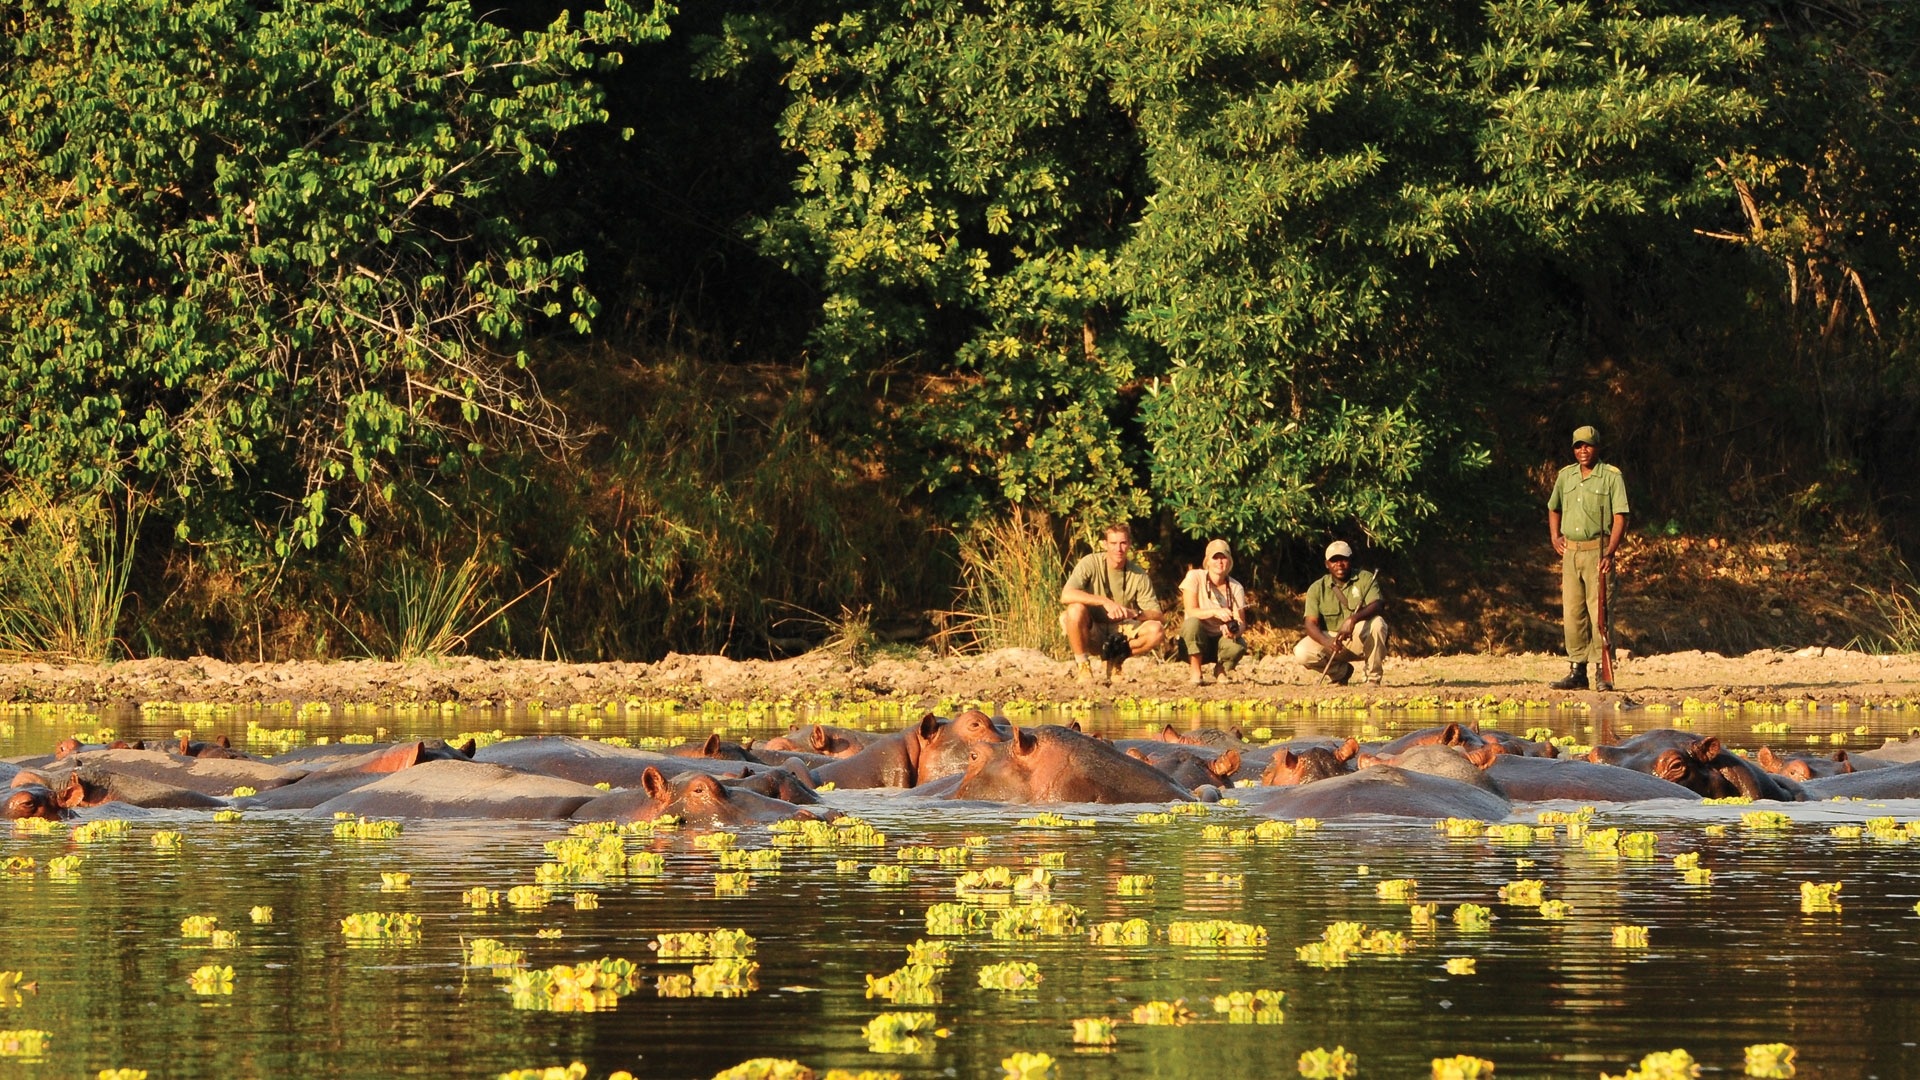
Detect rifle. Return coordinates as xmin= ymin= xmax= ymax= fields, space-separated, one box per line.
xmin=1596 ymin=561 xmax=1615 ymax=689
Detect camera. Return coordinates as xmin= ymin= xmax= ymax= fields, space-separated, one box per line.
xmin=1100 ymin=632 xmax=1132 ymax=664
xmin=1225 ymin=619 xmax=1242 ymax=637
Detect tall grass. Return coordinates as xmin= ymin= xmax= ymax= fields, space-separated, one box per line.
xmin=1848 ymin=582 xmax=1920 ymax=655
xmin=382 ymin=555 xmax=493 ymax=660
xmin=0 ymin=486 xmax=140 ymax=661
xmin=952 ymin=508 xmax=1067 ymax=655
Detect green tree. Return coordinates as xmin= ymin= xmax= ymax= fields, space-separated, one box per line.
xmin=760 ymin=0 xmax=1760 ymax=547
xmin=0 ymin=0 xmax=670 ymax=551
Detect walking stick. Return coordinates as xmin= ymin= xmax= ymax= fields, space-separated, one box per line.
xmin=1596 ymin=561 xmax=1615 ymax=689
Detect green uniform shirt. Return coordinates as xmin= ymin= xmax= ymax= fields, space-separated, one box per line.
xmin=1064 ymin=553 xmax=1161 ymax=613
xmin=1303 ymin=569 xmax=1381 ymax=627
xmin=1547 ymin=462 xmax=1630 ymax=541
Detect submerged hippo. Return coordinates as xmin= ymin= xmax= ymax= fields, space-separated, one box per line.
xmin=1260 ymin=739 xmax=1361 ymax=786
xmin=1487 ymin=756 xmax=1701 ymax=802
xmin=58 ymin=766 xmax=229 ymax=810
xmin=1756 ymin=746 xmax=1855 ymax=782
xmin=240 ymin=739 xmax=478 ymax=810
xmin=811 ymin=712 xmax=1008 ymax=790
xmin=571 ymin=766 xmax=831 ymax=826
xmin=306 ymin=760 xmax=605 ymax=820
xmin=949 ymin=725 xmax=1193 ymax=804
xmin=1248 ymin=766 xmax=1511 ymax=821
xmin=4 ymin=783 xmax=66 ymax=820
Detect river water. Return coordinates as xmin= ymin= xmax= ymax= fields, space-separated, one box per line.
xmin=2 ymin=697 xmax=1919 ymax=1079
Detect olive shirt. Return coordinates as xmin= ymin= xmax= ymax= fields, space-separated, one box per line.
xmin=1547 ymin=462 xmax=1631 ymax=541
xmin=1303 ymin=570 xmax=1381 ymax=627
xmin=1064 ymin=553 xmax=1162 ymax=614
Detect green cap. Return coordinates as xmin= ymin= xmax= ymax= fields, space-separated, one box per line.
xmin=1571 ymin=425 xmax=1599 ymax=446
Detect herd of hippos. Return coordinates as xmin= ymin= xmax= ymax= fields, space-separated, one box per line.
xmin=8 ymin=713 xmax=1920 ymax=826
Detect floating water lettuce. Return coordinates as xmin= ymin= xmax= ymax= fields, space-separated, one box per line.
xmin=187 ymin=964 xmax=234 ymax=994
xmin=714 ymin=871 xmax=751 ymax=893
xmin=212 ymin=810 xmax=245 ymax=823
xmin=924 ymin=903 xmax=987 ymax=935
xmin=71 ymin=820 xmax=132 ymax=843
xmin=1742 ymin=811 xmax=1793 ymax=832
xmin=333 ymin=817 xmax=402 ymax=840
xmin=1168 ymin=920 xmax=1267 ymax=948
xmin=465 ymin=938 xmax=526 ymax=967
xmin=208 ymin=930 xmax=239 ymax=948
xmin=508 ymin=886 xmax=552 ymax=910
xmin=693 ymin=832 xmax=739 ymax=851
xmin=181 ymin=915 xmax=219 ymax=938
xmin=1410 ymin=902 xmax=1440 ymax=928
xmin=1211 ymin=989 xmax=1285 ymax=1024
xmin=465 ymin=888 xmax=501 ymax=909
xmin=1014 ymin=813 xmax=1095 ymax=829
xmin=1071 ymin=1017 xmax=1120 ymax=1044
xmin=1116 ymin=874 xmax=1153 ymax=895
xmin=1438 ymin=818 xmax=1485 ymax=838
xmin=1743 ymin=1043 xmax=1795 ymax=1078
xmin=46 ymin=855 xmax=82 ymax=878
xmin=1612 ymin=925 xmax=1651 ymax=948
xmin=1800 ymin=881 xmax=1842 ymax=912
xmin=572 ymin=892 xmax=599 ymax=910
xmin=1129 ymin=999 xmax=1195 ymax=1025
xmin=1599 ymin=1049 xmax=1698 ymax=1080
xmin=508 ymin=958 xmax=641 ymax=1011
xmin=0 ymin=1029 xmax=51 ymax=1059
xmin=1431 ymin=1054 xmax=1495 ymax=1079
xmin=710 ymin=1060 xmax=813 ymax=1080
xmin=989 ymin=903 xmax=1084 ymax=939
xmin=977 ymin=961 xmax=1041 ymax=991
xmin=1089 ymin=919 xmax=1152 ymax=946
xmin=1445 ymin=956 xmax=1477 ymax=975
xmin=866 ymin=962 xmax=941 ymax=1004
xmin=150 ymin=831 xmax=183 ymax=850
xmin=1298 ymin=1046 xmax=1358 ymax=1078
xmin=1499 ymin=880 xmax=1544 ymax=905
xmin=97 ymin=1069 xmax=148 ymax=1080
xmin=339 ymin=912 xmax=422 ymax=942
xmin=1539 ymin=901 xmax=1572 ymax=920
xmin=1001 ymin=1052 xmax=1054 ymax=1079
xmin=1453 ymin=904 xmax=1492 ymax=932
xmin=380 ymin=872 xmax=412 ymax=891
xmin=1297 ymin=922 xmax=1412 ymax=966
xmin=860 ymin=1011 xmax=942 ymax=1054
xmin=1377 ymin=878 xmax=1418 ymax=901
xmin=692 ymin=958 xmax=760 ymax=996
xmin=895 ymin=846 xmax=971 ymax=866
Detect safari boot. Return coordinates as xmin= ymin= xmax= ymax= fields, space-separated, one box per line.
xmin=1549 ymin=663 xmax=1589 ymax=691
xmin=1073 ymin=658 xmax=1096 ymax=686
xmin=1323 ymin=660 xmax=1354 ymax=686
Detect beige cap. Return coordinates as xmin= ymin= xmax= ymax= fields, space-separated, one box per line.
xmin=1204 ymin=538 xmax=1232 ymax=567
xmin=1325 ymin=540 xmax=1353 ymax=560
xmin=1572 ymin=425 xmax=1599 ymax=446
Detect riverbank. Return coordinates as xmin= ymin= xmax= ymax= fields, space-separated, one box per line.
xmin=3 ymin=646 xmax=1919 ymax=709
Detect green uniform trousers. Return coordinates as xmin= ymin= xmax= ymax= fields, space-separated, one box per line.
xmin=1561 ymin=543 xmax=1610 ymax=664
xmin=1293 ymin=617 xmax=1388 ymax=682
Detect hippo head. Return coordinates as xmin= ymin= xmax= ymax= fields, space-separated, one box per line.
xmin=1263 ymin=739 xmax=1360 ymax=786
xmin=4 ymin=784 xmax=66 ymax=821
xmin=638 ymin=766 xmax=822 ymax=826
xmin=54 ymin=737 xmax=83 ymax=760
xmin=57 ymin=771 xmax=108 ymax=809
xmin=907 ymin=711 xmax=1007 ymax=785
xmin=1651 ymin=738 xmax=1747 ymax=798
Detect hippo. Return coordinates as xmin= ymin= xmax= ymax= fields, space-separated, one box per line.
xmin=1143 ymin=723 xmax=1247 ymax=749
xmin=1479 ymin=730 xmax=1559 ymax=758
xmin=40 ymin=748 xmax=300 ymax=798
xmin=760 ymin=724 xmax=885 ymax=758
xmin=1368 ymin=724 xmax=1489 ymax=759
xmin=1755 ymin=746 xmax=1856 ymax=782
xmin=476 ymin=735 xmax=736 ymax=788
xmin=571 ymin=766 xmax=832 ymax=826
xmin=58 ymin=766 xmax=229 ymax=810
xmin=174 ymin=734 xmax=249 ymax=760
xmin=666 ymin=733 xmax=757 ymax=761
xmin=4 ymin=783 xmax=66 ymax=820
xmin=714 ymin=763 xmax=821 ymax=804
xmin=1260 ymin=738 xmax=1361 ymax=786
xmin=1855 ymin=735 xmax=1920 ymax=767
xmin=1124 ymin=745 xmax=1243 ymax=792
xmin=811 ymin=712 xmax=1008 ymax=790
xmin=1487 ymin=756 xmax=1701 ymax=802
xmin=949 ymin=725 xmax=1194 ymax=804
xmin=1646 ymin=738 xmax=1805 ymax=801
xmin=1587 ymin=729 xmax=1705 ymax=769
xmin=306 ymin=760 xmax=606 ymax=820
xmin=54 ymin=737 xmax=138 ymax=760
xmin=1247 ymin=766 xmax=1512 ymax=821
xmin=239 ymin=740 xmax=477 ymax=810
xmin=1803 ymin=761 xmax=1920 ymax=799
xmin=1381 ymin=744 xmax=1508 ymax=795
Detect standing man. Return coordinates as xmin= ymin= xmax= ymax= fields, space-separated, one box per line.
xmin=1294 ymin=541 xmax=1387 ymax=686
xmin=1547 ymin=425 xmax=1629 ymax=691
xmin=1060 ymin=523 xmax=1165 ymax=685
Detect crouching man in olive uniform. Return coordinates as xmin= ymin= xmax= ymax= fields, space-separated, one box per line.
xmin=1547 ymin=425 xmax=1629 ymax=691
xmin=1293 ymin=541 xmax=1387 ymax=686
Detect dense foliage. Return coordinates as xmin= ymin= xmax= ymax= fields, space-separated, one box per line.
xmin=1 ymin=0 xmax=1918 ymax=658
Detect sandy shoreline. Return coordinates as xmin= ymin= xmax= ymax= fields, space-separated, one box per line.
xmin=1 ymin=646 xmax=1918 ymax=708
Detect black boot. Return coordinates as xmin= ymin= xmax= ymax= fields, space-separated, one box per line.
xmin=1549 ymin=662 xmax=1589 ymax=690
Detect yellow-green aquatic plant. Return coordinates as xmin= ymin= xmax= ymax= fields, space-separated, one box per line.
xmin=1211 ymin=989 xmax=1285 ymax=1024
xmin=691 ymin=957 xmax=760 ymax=996
xmin=464 ymin=888 xmax=501 ymax=909
xmin=208 ymin=930 xmax=239 ymax=948
xmin=924 ymin=903 xmax=987 ymax=935
xmin=465 ymin=938 xmax=525 ymax=967
xmin=71 ymin=820 xmax=131 ymax=843
xmin=1499 ymin=880 xmax=1544 ymax=905
xmin=1612 ymin=925 xmax=1650 ymax=948
xmin=865 ymin=963 xmax=941 ymax=1004
xmin=187 ymin=964 xmax=234 ymax=995
xmin=507 ymin=885 xmax=552 ymax=909
xmin=988 ymin=902 xmax=1084 ymax=939
xmin=1129 ymin=999 xmax=1196 ymax=1025
xmin=333 ymin=817 xmax=403 ymax=840
xmin=380 ymin=872 xmax=412 ymax=891
xmin=1071 ymin=1017 xmax=1120 ymax=1044
xmin=1453 ymin=904 xmax=1492 ymax=931
xmin=1298 ymin=1046 xmax=1358 ymax=1078
xmin=0 ymin=1029 xmax=52 ymax=1058
xmin=655 ymin=929 xmax=756 ymax=958
xmin=340 ymin=911 xmax=422 ymax=942
xmin=1088 ymin=919 xmax=1152 ymax=946
xmin=181 ymin=915 xmax=219 ymax=938
xmin=212 ymin=809 xmax=244 ymax=823
xmin=150 ymin=831 xmax=182 ymax=850
xmin=1800 ymin=881 xmax=1842 ymax=912
xmin=868 ymin=865 xmax=911 ymax=885
xmin=709 ymin=1059 xmax=812 ymax=1080
xmin=96 ymin=1069 xmax=148 ymax=1080
xmin=1000 ymin=1051 xmax=1055 ymax=1079
xmin=1539 ymin=900 xmax=1572 ymax=919
xmin=977 ymin=961 xmax=1041 ymax=991
xmin=860 ymin=1011 xmax=941 ymax=1054
xmin=1431 ymin=1055 xmax=1495 ymax=1079
xmin=1742 ymin=811 xmax=1793 ymax=831
xmin=1376 ymin=878 xmax=1418 ymax=900
xmin=45 ymin=855 xmax=81 ymax=878
xmin=1445 ymin=957 xmax=1476 ymax=975
xmin=1600 ymin=1048 xmax=1699 ymax=1080
xmin=1116 ymin=874 xmax=1153 ymax=895
xmin=1743 ymin=1043 xmax=1795 ymax=1079
xmin=1167 ymin=920 xmax=1266 ymax=947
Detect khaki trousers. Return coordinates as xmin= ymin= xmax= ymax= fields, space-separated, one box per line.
xmin=1294 ymin=617 xmax=1388 ymax=682
xmin=1561 ymin=544 xmax=1608 ymax=664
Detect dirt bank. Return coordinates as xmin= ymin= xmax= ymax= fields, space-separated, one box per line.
xmin=3 ymin=646 xmax=1919 ymax=709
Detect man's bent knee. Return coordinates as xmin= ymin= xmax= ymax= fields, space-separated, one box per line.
xmin=1132 ymin=622 xmax=1166 ymax=652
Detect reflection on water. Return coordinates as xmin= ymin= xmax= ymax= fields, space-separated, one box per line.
xmin=3 ymin=700 xmax=1920 ymax=1077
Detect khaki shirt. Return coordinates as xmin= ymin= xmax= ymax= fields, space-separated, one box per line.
xmin=1547 ymin=462 xmax=1630 ymax=541
xmin=1064 ymin=553 xmax=1161 ymax=613
xmin=1303 ymin=569 xmax=1381 ymax=627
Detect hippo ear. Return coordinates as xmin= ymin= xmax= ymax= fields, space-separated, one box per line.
xmin=1280 ymin=749 xmax=1299 ymax=769
xmin=1541 ymin=741 xmax=1559 ymax=759
xmin=1653 ymin=750 xmax=1690 ymax=783
xmin=810 ymin=725 xmax=830 ymax=753
xmin=1158 ymin=724 xmax=1182 ymax=744
xmin=455 ymin=739 xmax=477 ymax=759
xmin=1228 ymin=725 xmax=1244 ymax=742
xmin=1835 ymin=750 xmax=1855 ymax=773
xmin=1336 ymin=738 xmax=1359 ymax=762
xmin=1757 ymin=746 xmax=1783 ymax=772
xmin=1440 ymin=723 xmax=1465 ymax=746
xmin=1692 ymin=736 xmax=1722 ymax=762
xmin=367 ymin=742 xmax=426 ymax=773
xmin=179 ymin=734 xmax=192 ymax=756
xmin=641 ymin=767 xmax=669 ymax=801
xmin=1463 ymin=745 xmax=1499 ymax=770
xmin=57 ymin=774 xmax=88 ymax=809
xmin=700 ymin=733 xmax=722 ymax=758
xmin=1067 ymin=720 xmax=1083 ymax=732
xmin=215 ymin=734 xmax=231 ymax=749
xmin=55 ymin=738 xmax=80 ymax=759
xmin=1125 ymin=748 xmax=1148 ymax=762
xmin=108 ymin=740 xmax=131 ymax=751
xmin=1012 ymin=726 xmax=1038 ymax=758
xmin=1213 ymin=750 xmax=1241 ymax=779
xmin=917 ymin=713 xmax=940 ymax=741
